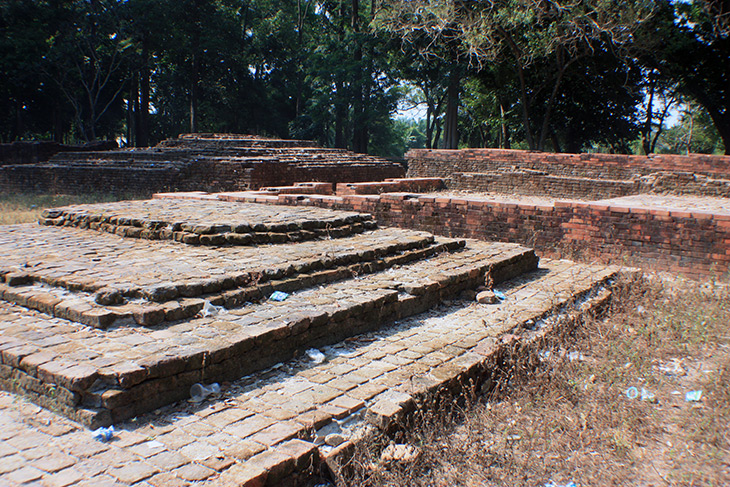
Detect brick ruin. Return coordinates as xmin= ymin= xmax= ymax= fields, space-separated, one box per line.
xmin=407 ymin=148 xmax=730 ymax=199
xmin=0 ymin=142 xmax=729 ymax=485
xmin=0 ymin=133 xmax=405 ymax=195
xmin=0 ymin=195 xmax=620 ymax=484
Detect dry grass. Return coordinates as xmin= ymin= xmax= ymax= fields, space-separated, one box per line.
xmin=343 ymin=275 xmax=730 ymax=486
xmin=0 ymin=192 xmax=142 ymax=225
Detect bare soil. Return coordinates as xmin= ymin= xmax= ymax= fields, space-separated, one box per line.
xmin=344 ymin=274 xmax=730 ymax=486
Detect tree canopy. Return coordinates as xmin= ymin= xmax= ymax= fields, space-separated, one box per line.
xmin=0 ymin=0 xmax=727 ymax=155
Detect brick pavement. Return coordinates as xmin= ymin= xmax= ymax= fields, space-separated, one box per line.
xmin=595 ymin=194 xmax=730 ymax=215
xmin=0 ymin=258 xmax=622 ymax=486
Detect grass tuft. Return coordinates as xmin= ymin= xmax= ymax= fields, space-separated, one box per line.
xmin=0 ymin=192 xmax=144 ymax=225
xmin=342 ymin=274 xmax=730 ymax=486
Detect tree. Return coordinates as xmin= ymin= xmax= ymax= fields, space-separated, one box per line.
xmin=639 ymin=0 xmax=730 ymax=154
xmin=0 ymin=0 xmax=69 ymax=141
xmin=376 ymin=0 xmax=654 ymax=151
xmin=44 ymin=0 xmax=132 ymax=142
xmin=656 ymin=99 xmax=725 ymax=155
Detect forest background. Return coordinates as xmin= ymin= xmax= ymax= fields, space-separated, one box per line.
xmin=0 ymin=0 xmax=728 ymax=158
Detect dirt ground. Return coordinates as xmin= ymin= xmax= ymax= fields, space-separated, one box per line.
xmin=344 ymin=274 xmax=730 ymax=486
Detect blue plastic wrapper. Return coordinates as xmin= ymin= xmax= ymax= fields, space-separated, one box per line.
xmin=270 ymin=291 xmax=289 ymax=302
xmin=685 ymin=390 xmax=703 ymax=402
xmin=92 ymin=426 xmax=115 ymax=442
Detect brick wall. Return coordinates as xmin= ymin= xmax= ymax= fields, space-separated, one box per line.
xmin=407 ymin=149 xmax=730 ymax=199
xmin=0 ymin=159 xmax=405 ymax=196
xmin=407 ymin=149 xmax=730 ymax=179
xmin=450 ymin=172 xmax=638 ymax=199
xmin=210 ymin=191 xmax=730 ymax=281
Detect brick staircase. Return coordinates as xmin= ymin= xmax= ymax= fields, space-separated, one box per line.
xmin=0 ymin=196 xmax=626 ymax=486
xmin=0 ymin=133 xmax=405 ymax=196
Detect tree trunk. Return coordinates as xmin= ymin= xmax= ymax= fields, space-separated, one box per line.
xmin=537 ymin=52 xmax=570 ymax=151
xmin=515 ymin=62 xmax=535 ymax=150
xmin=53 ymin=102 xmax=64 ymax=143
xmin=499 ymin=100 xmax=510 ymax=149
xmin=129 ymin=71 xmax=137 ymax=147
xmin=425 ymin=104 xmax=433 ymax=149
xmin=190 ymin=53 xmax=199 ymax=133
xmin=642 ymin=73 xmax=656 ymax=155
xmin=550 ymin=127 xmax=562 ymax=153
xmin=433 ymin=123 xmax=442 ymax=149
xmin=351 ymin=0 xmax=368 ymax=153
xmin=137 ymin=38 xmax=150 ymax=147
xmin=334 ymin=79 xmax=346 ymax=148
xmin=442 ymin=69 xmax=459 ymax=149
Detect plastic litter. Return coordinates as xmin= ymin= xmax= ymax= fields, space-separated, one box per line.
xmin=545 ymin=482 xmax=578 ymax=487
xmin=145 ymin=440 xmax=164 ymax=449
xmin=306 ymin=348 xmax=326 ymax=364
xmin=92 ymin=426 xmax=115 ymax=442
xmin=626 ymin=386 xmax=656 ymax=402
xmin=200 ymin=300 xmax=222 ymax=318
xmin=270 ymin=291 xmax=289 ymax=302
xmin=685 ymin=390 xmax=703 ymax=402
xmin=657 ymin=358 xmax=685 ymax=376
xmin=567 ymin=351 xmax=584 ymax=362
xmin=190 ymin=382 xmax=221 ymax=403
xmin=493 ymin=289 xmax=506 ymax=301
xmin=640 ymin=388 xmax=656 ymax=402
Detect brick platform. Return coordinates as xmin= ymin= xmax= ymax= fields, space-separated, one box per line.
xmin=0 ymin=133 xmax=405 ymax=196
xmin=0 ymin=198 xmax=543 ymax=426
xmin=0 ymin=194 xmax=630 ymax=485
xmin=175 ymin=187 xmax=730 ymax=280
xmin=0 ymin=257 xmax=621 ymax=486
xmin=407 ymin=148 xmax=730 ymax=199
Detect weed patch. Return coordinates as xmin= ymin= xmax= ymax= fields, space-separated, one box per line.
xmin=343 ymin=275 xmax=730 ymax=486
xmin=0 ymin=192 xmax=143 ymax=225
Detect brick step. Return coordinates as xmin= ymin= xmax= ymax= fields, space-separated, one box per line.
xmin=46 ymin=159 xmax=191 ymax=169
xmin=48 ymin=149 xmax=192 ymax=163
xmin=163 ymin=135 xmax=319 ymax=148
xmin=0 ymin=228 xmax=447 ymax=328
xmin=200 ymin=154 xmax=394 ymax=165
xmin=0 ymin=240 xmax=537 ymax=427
xmin=456 ymin=170 xmax=633 ymax=184
xmin=0 ymin=222 xmax=434 ymax=299
xmin=0 ymin=235 xmax=461 ymax=329
xmin=14 ymin=163 xmax=187 ymax=174
xmin=38 ymin=198 xmax=376 ymax=246
xmin=212 ymin=260 xmax=622 ymax=486
xmin=0 ymin=260 xmax=623 ymax=487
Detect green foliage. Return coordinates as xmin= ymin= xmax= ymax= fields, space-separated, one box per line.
xmin=655 ymin=101 xmax=726 ymax=155
xmin=0 ymin=0 xmax=728 ymax=155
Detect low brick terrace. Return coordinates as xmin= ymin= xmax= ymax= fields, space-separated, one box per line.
xmin=0 ymin=195 xmax=622 ymax=485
